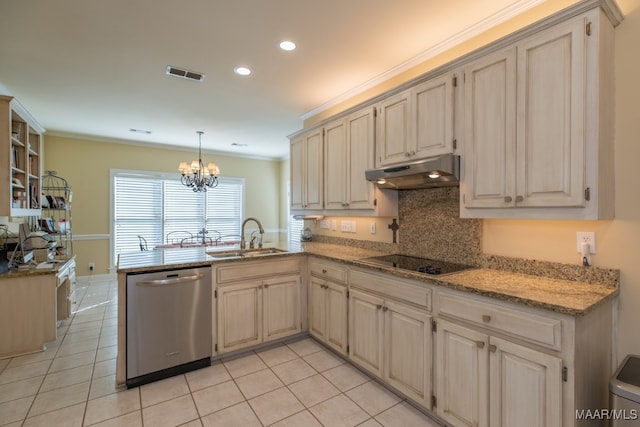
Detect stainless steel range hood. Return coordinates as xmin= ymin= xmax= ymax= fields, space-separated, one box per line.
xmin=365 ymin=154 xmax=459 ymax=190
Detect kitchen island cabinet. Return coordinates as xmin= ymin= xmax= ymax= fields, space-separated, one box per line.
xmin=0 ymin=257 xmax=76 ymax=359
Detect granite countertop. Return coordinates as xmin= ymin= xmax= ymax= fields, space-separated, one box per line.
xmin=0 ymin=256 xmax=76 ymax=279
xmin=116 ymin=242 xmax=617 ymax=316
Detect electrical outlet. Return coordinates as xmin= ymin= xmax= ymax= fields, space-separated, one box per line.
xmin=370 ymin=222 xmax=376 ymax=234
xmin=88 ymin=262 xmax=95 ymax=271
xmin=331 ymin=220 xmax=337 ymax=231
xmin=576 ymin=232 xmax=596 ymax=253
xmin=319 ymin=220 xmax=329 ymax=229
xmin=341 ymin=220 xmax=357 ymax=233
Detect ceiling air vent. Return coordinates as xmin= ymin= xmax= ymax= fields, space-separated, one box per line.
xmin=166 ymin=65 xmax=205 ymax=82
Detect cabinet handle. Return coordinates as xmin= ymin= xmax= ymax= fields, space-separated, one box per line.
xmin=376 ymin=304 xmax=382 ymax=310
xmin=516 ymin=195 xmax=524 ymax=202
xmin=382 ymin=306 xmax=388 ymax=312
xmin=322 ymin=269 xmax=327 ymax=274
xmin=489 ymin=344 xmax=497 ymax=353
xmin=482 ymin=315 xmax=491 ymax=323
xmin=476 ymin=341 xmax=485 ymax=349
xmin=504 ymin=196 xmax=512 ymax=203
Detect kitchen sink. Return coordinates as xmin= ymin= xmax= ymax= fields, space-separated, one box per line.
xmin=207 ymin=248 xmax=288 ymax=259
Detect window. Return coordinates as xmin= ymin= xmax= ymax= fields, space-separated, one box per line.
xmin=111 ymin=170 xmax=244 ymax=264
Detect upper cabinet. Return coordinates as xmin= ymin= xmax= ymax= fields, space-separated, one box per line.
xmin=325 ymin=106 xmax=378 ymax=210
xmin=461 ymin=8 xmax=617 ymax=219
xmin=290 ymin=127 xmax=323 ymax=210
xmin=291 ymin=106 xmax=398 ymax=216
xmin=1 ymin=95 xmax=44 ymax=217
xmin=377 ymin=73 xmax=455 ymax=167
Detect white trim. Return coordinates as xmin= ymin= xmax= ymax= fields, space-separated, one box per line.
xmin=46 ymin=131 xmax=287 ymax=162
xmin=73 ymin=234 xmax=110 ymax=241
xmin=300 ymin=0 xmax=545 ymax=121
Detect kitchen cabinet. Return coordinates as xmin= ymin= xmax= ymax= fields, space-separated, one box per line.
xmin=461 ymin=9 xmax=616 ymax=219
xmin=435 ymin=319 xmax=562 ymax=427
xmin=324 ymin=107 xmax=377 ymax=210
xmin=433 ymin=287 xmax=612 ymax=427
xmin=376 ymin=73 xmax=455 ymax=167
xmin=349 ymin=269 xmax=432 ymax=408
xmin=290 ymin=127 xmax=323 ymax=210
xmin=216 ymin=257 xmax=302 ymax=354
xmin=308 ymin=258 xmax=348 ymax=355
xmin=1 ymin=95 xmax=44 ymax=217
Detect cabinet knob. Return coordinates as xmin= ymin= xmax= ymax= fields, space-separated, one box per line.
xmin=264 ymin=284 xmax=269 ymax=289
xmin=382 ymin=306 xmax=388 ymax=312
xmin=476 ymin=341 xmax=485 ymax=349
xmin=376 ymin=304 xmax=382 ymax=310
xmin=482 ymin=315 xmax=491 ymax=323
xmin=504 ymin=196 xmax=512 ymax=203
xmin=322 ymin=269 xmax=327 ymax=274
xmin=489 ymin=344 xmax=497 ymax=353
xmin=516 ymin=195 xmax=524 ymax=202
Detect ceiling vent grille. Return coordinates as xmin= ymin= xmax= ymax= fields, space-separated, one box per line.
xmin=166 ymin=65 xmax=205 ymax=82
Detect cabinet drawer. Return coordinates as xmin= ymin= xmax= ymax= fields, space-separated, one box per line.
xmin=437 ymin=292 xmax=561 ymax=350
xmin=217 ymin=257 xmax=301 ymax=284
xmin=309 ymin=259 xmax=347 ymax=284
xmin=349 ymin=269 xmax=431 ymax=310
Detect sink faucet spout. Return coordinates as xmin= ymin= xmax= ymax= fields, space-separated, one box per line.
xmin=241 ymin=217 xmax=264 ymax=249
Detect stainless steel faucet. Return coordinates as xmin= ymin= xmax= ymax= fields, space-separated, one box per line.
xmin=241 ymin=217 xmax=264 ymax=249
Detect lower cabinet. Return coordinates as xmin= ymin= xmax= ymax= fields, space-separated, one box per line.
xmin=217 ymin=275 xmax=301 ymax=354
xmin=309 ymin=276 xmax=348 ymax=355
xmin=215 ymin=257 xmax=302 ymax=354
xmin=349 ymin=287 xmax=432 ymax=408
xmin=435 ymin=319 xmax=562 ymax=427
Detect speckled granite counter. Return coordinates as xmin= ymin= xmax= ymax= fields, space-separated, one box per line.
xmin=0 ymin=257 xmax=76 ymax=279
xmin=117 ymin=242 xmax=618 ymax=316
xmin=300 ymin=242 xmax=618 ymax=316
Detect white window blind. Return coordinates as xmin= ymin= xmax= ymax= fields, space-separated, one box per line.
xmin=113 ymin=171 xmax=244 ymax=261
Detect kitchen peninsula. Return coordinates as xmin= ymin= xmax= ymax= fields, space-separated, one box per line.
xmin=116 ymin=242 xmax=618 ymax=426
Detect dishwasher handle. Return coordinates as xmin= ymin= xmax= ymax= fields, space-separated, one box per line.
xmin=136 ymin=273 xmax=204 ymax=287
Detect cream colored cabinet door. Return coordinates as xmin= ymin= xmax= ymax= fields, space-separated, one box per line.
xmin=346 ymin=107 xmax=375 ymax=209
xmin=436 ymin=319 xmax=489 ymax=427
xmin=324 ymin=280 xmax=348 ymax=355
xmin=263 ymin=275 xmax=301 ymax=342
xmin=489 ymin=336 xmax=562 ymax=427
xmin=463 ymin=47 xmax=517 ymax=209
xmin=290 ymin=136 xmax=305 ymax=210
xmin=308 ymin=277 xmax=327 ymax=339
xmin=384 ymin=300 xmax=432 ymax=409
xmin=516 ymin=18 xmax=586 ymax=208
xmin=217 ymin=282 xmax=262 ymax=353
xmin=349 ymin=288 xmax=384 ymax=377
xmin=324 ymin=118 xmax=347 ymax=210
xmin=377 ymin=90 xmax=411 ymax=167
xmin=412 ymin=74 xmax=454 ymax=159
xmin=290 ymin=128 xmax=323 ymax=210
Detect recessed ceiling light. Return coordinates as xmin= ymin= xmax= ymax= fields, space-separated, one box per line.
xmin=130 ymin=128 xmax=152 ymax=134
xmin=279 ymin=41 xmax=296 ymax=51
xmin=234 ymin=66 xmax=251 ymax=76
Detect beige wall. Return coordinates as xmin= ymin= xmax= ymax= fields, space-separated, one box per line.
xmin=43 ymin=135 xmax=283 ymax=276
xmin=303 ymin=0 xmax=640 ymax=365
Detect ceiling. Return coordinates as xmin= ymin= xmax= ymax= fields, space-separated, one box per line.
xmin=0 ymin=0 xmax=541 ymax=160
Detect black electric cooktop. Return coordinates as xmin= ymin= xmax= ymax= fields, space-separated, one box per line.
xmin=357 ymin=254 xmax=474 ymax=276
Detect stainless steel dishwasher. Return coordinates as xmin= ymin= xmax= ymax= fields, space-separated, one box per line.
xmin=126 ymin=266 xmax=212 ymax=388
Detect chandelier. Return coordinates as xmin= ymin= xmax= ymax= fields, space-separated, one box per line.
xmin=178 ymin=131 xmax=220 ymax=192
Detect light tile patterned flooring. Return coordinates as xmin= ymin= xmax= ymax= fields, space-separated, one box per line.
xmin=0 ymin=277 xmax=442 ymax=426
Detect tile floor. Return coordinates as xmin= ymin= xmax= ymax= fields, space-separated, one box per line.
xmin=0 ymin=277 xmax=443 ymax=426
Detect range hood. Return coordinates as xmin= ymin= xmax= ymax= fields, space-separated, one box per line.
xmin=365 ymin=154 xmax=460 ymax=190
